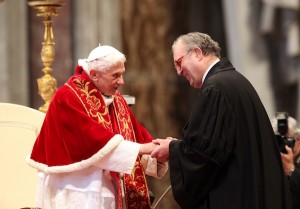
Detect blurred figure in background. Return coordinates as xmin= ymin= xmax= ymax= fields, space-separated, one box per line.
xmin=260 ymin=0 xmax=300 ymax=118
xmin=271 ymin=113 xmax=300 ymax=209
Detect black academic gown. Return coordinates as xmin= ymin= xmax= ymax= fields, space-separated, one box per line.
xmin=169 ymin=58 xmax=292 ymax=209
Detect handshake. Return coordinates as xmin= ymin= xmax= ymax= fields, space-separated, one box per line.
xmin=139 ymin=137 xmax=177 ymax=163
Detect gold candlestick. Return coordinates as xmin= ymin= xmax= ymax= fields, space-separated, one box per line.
xmin=28 ymin=0 xmax=65 ymax=112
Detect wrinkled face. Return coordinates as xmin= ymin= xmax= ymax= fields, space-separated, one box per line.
xmin=173 ymin=41 xmax=202 ymax=88
xmin=90 ymin=62 xmax=125 ymax=96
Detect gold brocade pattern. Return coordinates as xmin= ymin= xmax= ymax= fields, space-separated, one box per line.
xmin=69 ymin=78 xmax=112 ymax=129
xmin=66 ymin=75 xmax=151 ymax=209
xmin=113 ymin=94 xmax=151 ymax=209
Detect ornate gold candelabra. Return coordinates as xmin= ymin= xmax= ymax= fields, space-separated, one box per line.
xmin=28 ymin=0 xmax=65 ymax=112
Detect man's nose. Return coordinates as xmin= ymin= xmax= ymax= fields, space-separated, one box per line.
xmin=177 ymin=68 xmax=182 ymax=76
xmin=117 ymin=76 xmax=124 ymax=85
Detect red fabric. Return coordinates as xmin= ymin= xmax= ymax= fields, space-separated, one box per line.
xmin=30 ymin=66 xmax=153 ymax=208
xmin=109 ymin=94 xmax=152 ymax=209
xmin=30 ymin=66 xmax=152 ymax=166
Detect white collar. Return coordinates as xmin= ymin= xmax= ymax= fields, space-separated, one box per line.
xmin=102 ymin=94 xmax=114 ymax=107
xmin=202 ymin=59 xmax=220 ymax=83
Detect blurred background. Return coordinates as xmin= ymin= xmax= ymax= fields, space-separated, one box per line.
xmin=0 ymin=0 xmax=299 ymax=208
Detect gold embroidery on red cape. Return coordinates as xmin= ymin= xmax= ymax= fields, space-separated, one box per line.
xmin=113 ymin=95 xmax=151 ymax=209
xmin=66 ymin=75 xmax=151 ymax=209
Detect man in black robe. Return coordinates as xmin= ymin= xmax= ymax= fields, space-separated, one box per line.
xmin=151 ymin=32 xmax=292 ymax=209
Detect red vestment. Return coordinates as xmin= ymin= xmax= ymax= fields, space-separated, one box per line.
xmin=29 ymin=66 xmax=153 ymax=209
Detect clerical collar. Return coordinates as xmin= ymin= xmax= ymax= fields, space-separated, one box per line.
xmin=202 ymin=59 xmax=220 ymax=83
xmin=102 ymin=94 xmax=114 ymax=107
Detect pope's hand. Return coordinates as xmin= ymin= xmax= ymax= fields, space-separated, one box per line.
xmin=151 ymin=138 xmax=173 ymax=163
xmin=139 ymin=142 xmax=159 ymax=155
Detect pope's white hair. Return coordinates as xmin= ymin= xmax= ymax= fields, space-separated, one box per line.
xmin=78 ymin=45 xmax=126 ymax=75
xmin=87 ymin=53 xmax=126 ymax=74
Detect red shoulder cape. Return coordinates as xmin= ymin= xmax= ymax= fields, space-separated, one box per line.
xmin=29 ymin=66 xmax=152 ymax=170
xmin=29 ymin=66 xmax=153 ymax=208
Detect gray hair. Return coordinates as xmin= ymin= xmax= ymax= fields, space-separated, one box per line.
xmin=172 ymin=32 xmax=221 ymax=58
xmin=87 ymin=54 xmax=126 ymax=73
xmin=271 ymin=116 xmax=300 ymax=140
xmin=78 ymin=45 xmax=126 ymax=75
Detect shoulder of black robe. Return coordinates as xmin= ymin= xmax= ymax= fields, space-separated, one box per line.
xmin=170 ymin=58 xmax=292 ymax=209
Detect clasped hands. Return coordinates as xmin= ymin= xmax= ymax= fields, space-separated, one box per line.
xmin=140 ymin=137 xmax=176 ymax=163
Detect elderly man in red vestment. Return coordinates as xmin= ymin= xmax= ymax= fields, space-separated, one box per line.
xmin=27 ymin=45 xmax=167 ymax=209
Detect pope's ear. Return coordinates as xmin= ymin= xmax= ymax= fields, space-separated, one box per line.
xmin=89 ymin=69 xmax=98 ymax=80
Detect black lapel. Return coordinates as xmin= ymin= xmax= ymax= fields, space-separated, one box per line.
xmin=204 ymin=58 xmax=235 ymax=82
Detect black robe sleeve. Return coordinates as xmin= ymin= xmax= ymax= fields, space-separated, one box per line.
xmin=169 ymin=86 xmax=236 ymax=208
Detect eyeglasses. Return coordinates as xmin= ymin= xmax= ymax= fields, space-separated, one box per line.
xmin=174 ymin=50 xmax=191 ymax=71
